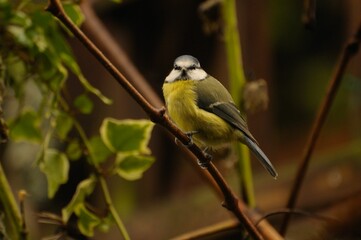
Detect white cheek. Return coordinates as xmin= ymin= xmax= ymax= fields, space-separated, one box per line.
xmin=165 ymin=70 xmax=179 ymax=82
xmin=189 ymin=69 xmax=207 ymax=81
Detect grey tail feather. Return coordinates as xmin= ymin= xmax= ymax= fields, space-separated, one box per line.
xmin=244 ymin=137 xmax=278 ymax=178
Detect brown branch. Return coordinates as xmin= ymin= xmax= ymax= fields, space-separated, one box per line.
xmin=79 ymin=1 xmax=163 ymax=109
xmin=280 ymin=20 xmax=361 ymax=236
xmin=44 ymin=0 xmax=273 ymax=239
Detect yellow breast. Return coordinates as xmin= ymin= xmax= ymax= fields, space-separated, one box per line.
xmin=163 ymin=80 xmax=198 ymax=132
xmin=163 ymin=80 xmax=234 ymax=147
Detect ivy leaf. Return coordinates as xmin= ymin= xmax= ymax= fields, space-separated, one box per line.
xmin=75 ymin=204 xmax=101 ymax=237
xmin=7 ymin=25 xmax=32 ymax=48
xmin=97 ymin=213 xmax=113 ymax=233
xmin=115 ymin=153 xmax=154 ymax=181
xmin=88 ymin=136 xmax=112 ymax=165
xmin=5 ymin=54 xmax=27 ymax=90
xmin=37 ymin=54 xmax=68 ymax=91
xmin=49 ymin=63 xmax=67 ymax=91
xmin=39 ymin=149 xmax=69 ymax=198
xmin=55 ymin=111 xmax=73 ymax=140
xmin=74 ymin=94 xmax=93 ymax=114
xmin=66 ymin=138 xmax=82 ymax=160
xmin=63 ymin=3 xmax=85 ymax=27
xmin=100 ymin=118 xmax=154 ymax=154
xmin=62 ymin=176 xmax=96 ymax=222
xmin=9 ymin=110 xmax=42 ymax=143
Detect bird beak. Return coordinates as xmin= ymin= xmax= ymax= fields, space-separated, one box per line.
xmin=180 ymin=69 xmax=187 ymax=78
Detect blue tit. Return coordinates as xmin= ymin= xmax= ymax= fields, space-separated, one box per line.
xmin=162 ymin=55 xmax=277 ymax=178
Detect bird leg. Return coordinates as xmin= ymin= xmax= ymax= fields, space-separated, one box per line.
xmin=174 ymin=131 xmax=212 ymax=169
xmin=197 ymin=147 xmax=212 ymax=169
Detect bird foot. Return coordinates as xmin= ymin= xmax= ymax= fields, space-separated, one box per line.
xmin=197 ymin=148 xmax=212 ymax=169
xmin=174 ymin=131 xmax=198 ymax=147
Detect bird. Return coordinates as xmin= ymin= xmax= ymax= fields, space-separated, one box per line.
xmin=162 ymin=55 xmax=278 ymax=178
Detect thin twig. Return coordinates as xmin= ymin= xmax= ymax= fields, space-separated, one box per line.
xmin=221 ymin=0 xmax=256 ymax=208
xmin=257 ymin=208 xmax=339 ymax=227
xmin=18 ymin=190 xmax=28 ymax=240
xmin=0 ymin=163 xmax=22 ymax=239
xmin=280 ymin=20 xmax=361 ymax=236
xmin=79 ymin=1 xmax=163 ymax=109
xmin=99 ymin=176 xmax=130 ymax=240
xmin=45 ymin=0 xmax=270 ymax=238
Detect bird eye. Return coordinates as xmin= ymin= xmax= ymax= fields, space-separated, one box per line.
xmin=188 ymin=65 xmax=196 ymax=70
xmin=174 ymin=66 xmax=181 ymax=70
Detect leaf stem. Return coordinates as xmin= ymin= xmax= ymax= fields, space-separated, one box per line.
xmin=0 ymin=163 xmax=22 ymax=239
xmin=99 ymin=176 xmax=130 ymax=240
xmin=57 ymin=95 xmax=96 ymax=166
xmin=57 ymin=95 xmax=130 ymax=237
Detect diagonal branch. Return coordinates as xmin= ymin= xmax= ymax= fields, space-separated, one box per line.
xmin=79 ymin=1 xmax=163 ymax=109
xmin=45 ymin=0 xmax=275 ymax=239
xmin=280 ymin=19 xmax=361 ymax=236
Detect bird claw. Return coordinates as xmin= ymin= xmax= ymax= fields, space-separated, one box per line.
xmin=197 ymin=148 xmax=212 ymax=169
xmin=174 ymin=131 xmax=198 ymax=147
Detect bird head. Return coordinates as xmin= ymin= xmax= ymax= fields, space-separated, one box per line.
xmin=165 ymin=55 xmax=207 ymax=83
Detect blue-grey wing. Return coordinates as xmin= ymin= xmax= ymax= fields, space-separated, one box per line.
xmin=195 ymin=76 xmax=257 ymax=143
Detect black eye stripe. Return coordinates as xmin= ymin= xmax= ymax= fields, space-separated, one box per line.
xmin=174 ymin=64 xmax=199 ymax=71
xmin=188 ymin=65 xmax=198 ymax=70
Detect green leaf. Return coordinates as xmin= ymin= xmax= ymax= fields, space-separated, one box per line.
xmin=7 ymin=25 xmax=32 ymax=48
xmin=66 ymin=138 xmax=82 ymax=160
xmin=39 ymin=149 xmax=69 ymax=198
xmin=63 ymin=3 xmax=85 ymax=27
xmin=37 ymin=54 xmax=68 ymax=91
xmin=100 ymin=118 xmax=154 ymax=154
xmin=9 ymin=110 xmax=42 ymax=143
xmin=10 ymin=10 xmax=31 ymax=26
xmin=74 ymin=94 xmax=93 ymax=114
xmin=55 ymin=111 xmax=73 ymax=140
xmin=97 ymin=213 xmax=113 ymax=233
xmin=62 ymin=176 xmax=96 ymax=222
xmin=88 ymin=136 xmax=112 ymax=165
xmin=50 ymin=63 xmax=68 ymax=90
xmin=5 ymin=54 xmax=27 ymax=85
xmin=75 ymin=204 xmax=101 ymax=237
xmin=115 ymin=153 xmax=154 ymax=180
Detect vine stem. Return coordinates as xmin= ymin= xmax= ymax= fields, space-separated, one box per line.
xmin=280 ymin=20 xmax=361 ymax=236
xmin=99 ymin=177 xmax=130 ymax=240
xmin=0 ymin=163 xmax=22 ymax=239
xmin=45 ymin=0 xmax=276 ymax=238
xmin=221 ymin=0 xmax=256 ymax=207
xmin=57 ymin=95 xmax=131 ymax=238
